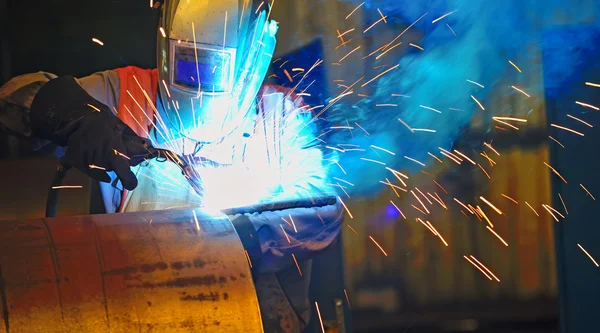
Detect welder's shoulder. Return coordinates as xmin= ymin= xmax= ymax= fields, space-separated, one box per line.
xmin=0 ymin=72 xmax=57 ymax=100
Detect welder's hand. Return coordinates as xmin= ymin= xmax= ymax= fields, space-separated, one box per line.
xmin=30 ymin=76 xmax=139 ymax=190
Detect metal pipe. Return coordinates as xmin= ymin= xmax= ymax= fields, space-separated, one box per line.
xmin=0 ymin=208 xmax=263 ymax=332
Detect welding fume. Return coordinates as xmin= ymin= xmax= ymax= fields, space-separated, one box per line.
xmin=0 ymin=0 xmax=343 ymax=332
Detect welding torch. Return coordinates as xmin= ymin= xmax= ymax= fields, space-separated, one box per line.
xmin=46 ymin=134 xmax=204 ymax=218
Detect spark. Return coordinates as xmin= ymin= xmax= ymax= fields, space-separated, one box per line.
xmin=334 ymin=177 xmax=354 ymax=186
xmin=383 ymin=12 xmax=428 ymax=51
xmin=419 ymin=105 xmax=442 ymax=113
xmin=339 ymin=197 xmax=353 ymax=219
xmin=543 ymin=204 xmax=565 ymax=219
xmin=284 ymin=69 xmax=293 ymax=82
xmin=432 ymin=9 xmax=458 ymax=23
xmin=478 ymin=164 xmax=491 ymax=179
xmin=429 ymin=193 xmax=447 ymax=209
xmin=255 ymin=0 xmax=265 ymax=14
xmin=288 ymin=214 xmax=298 ymax=233
xmin=413 ymin=128 xmax=436 ymax=133
xmin=87 ymin=104 xmax=101 ymax=112
xmin=544 ymin=162 xmax=567 ymax=183
xmin=192 ymin=210 xmax=200 ymax=231
xmin=427 ymin=221 xmax=449 ymax=246
xmin=364 ymin=15 xmax=387 ymax=33
xmin=113 ymin=149 xmax=130 ymax=160
xmin=575 ymin=101 xmax=599 ymax=111
xmin=398 ymin=118 xmax=414 ymax=132
xmin=361 ymin=64 xmax=399 ymax=87
xmin=511 ymin=85 xmax=530 ymax=97
xmin=409 ymin=43 xmax=424 ymax=50
xmin=484 ymin=142 xmax=500 ymax=156
xmin=454 ymin=198 xmax=470 ymax=211
xmin=161 ymin=80 xmax=171 ymax=98
xmin=369 ymin=236 xmax=388 ymax=256
xmin=52 ymin=185 xmax=82 ymax=189
xmin=334 ymin=161 xmax=347 ymax=175
xmin=467 ymin=79 xmax=484 ymax=88
xmin=344 ymin=289 xmax=351 ymax=308
xmin=428 ymin=152 xmax=443 ymax=164
xmin=411 ymin=190 xmax=430 ymax=214
xmin=377 ymin=8 xmax=387 ymax=23
xmin=580 ymin=184 xmax=596 ymax=200
xmin=345 ymin=1 xmax=364 ymax=19
xmin=376 ymin=104 xmax=398 ymax=107
xmin=292 ymin=68 xmax=305 ymax=72
xmin=440 ymin=151 xmax=462 ymax=164
xmin=434 ymin=180 xmax=448 ymax=194
xmin=405 ymin=156 xmax=426 ymax=167
xmin=149 ymin=219 xmax=153 ymax=224
xmin=558 ymin=193 xmax=568 ymax=215
xmin=471 ymin=95 xmax=485 ymax=111
xmin=339 ymin=45 xmax=361 ymax=62
xmin=390 ymin=200 xmax=407 ymax=219
xmin=508 ymin=60 xmax=522 ymax=72
xmin=494 ymin=119 xmax=520 ymax=130
xmin=502 ymin=194 xmax=518 ymax=204
xmin=416 ymin=187 xmax=433 ymax=204
xmin=577 ymin=244 xmax=599 ymax=267
xmin=89 ymin=164 xmax=106 ymax=171
xmin=551 ymin=124 xmax=584 ymax=136
xmin=412 ymin=205 xmax=428 ymax=215
xmin=480 ymin=196 xmax=503 ymax=215
xmin=371 ymin=145 xmax=396 ymax=155
xmin=486 ymin=226 xmax=508 ymax=246
xmin=92 ymin=38 xmax=104 ymax=46
xmin=292 ymin=254 xmax=303 ymax=276
xmin=446 ymin=23 xmax=457 ymax=36
xmin=470 ymin=255 xmax=500 ymax=282
xmin=346 ymin=224 xmax=359 ymax=235
xmin=354 ymin=122 xmax=370 ymax=136
xmin=476 ymin=206 xmax=494 ymax=228
xmin=159 ymin=27 xmax=166 ymax=38
xmin=541 ymin=205 xmax=558 ymax=222
xmin=449 ymin=107 xmax=463 ymax=111
xmin=492 ymin=116 xmax=527 ymax=123
xmin=360 ymin=158 xmax=386 ymax=165
xmin=440 ymin=147 xmax=462 ymax=161
xmin=480 ymin=152 xmax=496 ymax=166
xmin=375 ymin=42 xmax=403 ymax=60
xmin=525 ymin=201 xmax=539 ymax=216
xmin=279 ymin=225 xmax=292 ymax=244
xmin=567 ymin=114 xmax=593 ymax=128
xmin=454 ymin=150 xmax=476 ymax=165
xmin=386 ymin=167 xmax=409 ymax=179
xmin=337 ymin=28 xmax=355 ymax=39
xmin=464 ymin=256 xmax=492 ymax=280
xmin=244 ymin=250 xmax=253 ymax=268
xmin=585 ymin=82 xmax=600 ymax=88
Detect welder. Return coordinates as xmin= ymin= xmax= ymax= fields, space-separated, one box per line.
xmin=0 ymin=0 xmax=342 ymax=332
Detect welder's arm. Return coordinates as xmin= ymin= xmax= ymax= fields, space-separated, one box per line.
xmin=0 ymin=70 xmax=120 ymax=142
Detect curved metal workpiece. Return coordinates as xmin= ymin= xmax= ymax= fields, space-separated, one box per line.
xmin=0 ymin=208 xmax=263 ymax=333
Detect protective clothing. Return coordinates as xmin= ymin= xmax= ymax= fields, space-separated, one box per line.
xmin=157 ymin=0 xmax=278 ymax=144
xmin=29 ymin=76 xmax=139 ymax=190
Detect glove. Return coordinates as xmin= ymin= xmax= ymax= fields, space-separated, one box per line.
xmin=30 ymin=76 xmax=139 ymax=190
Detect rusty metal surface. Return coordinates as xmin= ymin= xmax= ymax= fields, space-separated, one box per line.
xmin=0 ymin=208 xmax=263 ymax=333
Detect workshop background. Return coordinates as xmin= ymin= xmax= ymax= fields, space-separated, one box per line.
xmin=1 ymin=0 xmax=600 ymax=332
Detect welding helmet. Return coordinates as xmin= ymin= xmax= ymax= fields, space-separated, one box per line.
xmin=157 ymin=0 xmax=278 ymax=144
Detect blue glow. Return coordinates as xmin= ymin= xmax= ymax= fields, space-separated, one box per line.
xmin=325 ymin=0 xmax=600 ymax=196
xmin=386 ymin=203 xmax=400 ymax=219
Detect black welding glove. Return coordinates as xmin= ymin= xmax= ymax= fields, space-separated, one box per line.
xmin=30 ymin=76 xmax=139 ymax=190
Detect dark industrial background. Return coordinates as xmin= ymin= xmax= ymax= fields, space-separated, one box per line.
xmin=1 ymin=1 xmax=600 ymax=332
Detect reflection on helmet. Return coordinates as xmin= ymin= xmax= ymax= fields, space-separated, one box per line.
xmin=157 ymin=0 xmax=278 ymax=144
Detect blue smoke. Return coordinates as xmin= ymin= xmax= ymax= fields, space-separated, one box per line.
xmin=324 ymin=0 xmax=600 ymax=195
